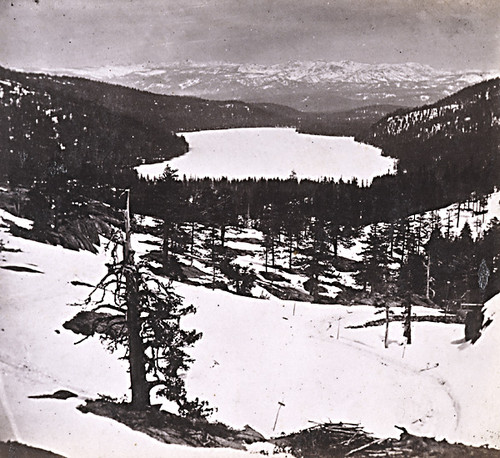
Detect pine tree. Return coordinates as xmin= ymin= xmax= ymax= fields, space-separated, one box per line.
xmin=300 ymin=218 xmax=332 ymax=302
xmin=282 ymin=198 xmax=303 ymax=269
xmin=154 ymin=166 xmax=187 ymax=276
xmin=455 ymin=222 xmax=476 ymax=302
xmin=84 ymin=191 xmax=209 ymax=417
xmin=397 ymin=252 xmax=426 ymax=296
xmin=355 ymin=223 xmax=391 ymax=294
xmin=260 ymin=203 xmax=280 ymax=271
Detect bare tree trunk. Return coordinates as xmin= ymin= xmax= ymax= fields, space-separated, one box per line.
xmin=124 ymin=190 xmax=149 ymax=410
xmin=384 ymin=303 xmax=390 ymax=349
xmin=426 ymin=255 xmax=431 ymax=300
xmin=271 ymin=236 xmax=275 ymax=268
xmin=211 ymin=227 xmax=216 ymax=289
xmin=246 ymin=203 xmax=251 ymax=226
xmin=417 ymin=217 xmax=422 ymax=253
xmin=220 ymin=225 xmax=226 ymax=249
xmin=190 ymin=222 xmax=195 ymax=265
xmin=162 ymin=221 xmax=170 ymax=274
xmin=403 ymin=297 xmax=412 ymax=345
xmin=265 ymin=245 xmax=269 ymax=273
xmin=446 ymin=210 xmax=452 ymax=238
xmin=333 ymin=231 xmax=339 ymax=259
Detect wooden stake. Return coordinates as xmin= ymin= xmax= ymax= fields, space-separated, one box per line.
xmin=273 ymin=401 xmax=285 ymax=432
xmin=426 ymin=255 xmax=431 ymax=300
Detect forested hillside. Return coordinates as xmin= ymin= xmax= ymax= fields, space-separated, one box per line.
xmin=364 ymin=78 xmax=500 ymax=200
xmin=0 ymin=67 xmax=188 ymax=184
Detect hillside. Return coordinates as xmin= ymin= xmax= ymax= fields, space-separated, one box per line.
xmin=0 ymin=65 xmax=298 ymax=183
xmin=364 ymin=78 xmax=500 ymax=210
xmin=0 ymin=67 xmax=188 ymax=183
xmin=365 ymin=78 xmax=500 ymax=148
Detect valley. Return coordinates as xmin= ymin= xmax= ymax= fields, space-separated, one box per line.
xmin=3 ymin=1 xmax=500 ymax=455
xmin=0 ymin=64 xmax=499 ymax=458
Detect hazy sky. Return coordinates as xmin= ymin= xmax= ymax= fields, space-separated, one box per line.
xmin=1 ymin=0 xmax=499 ymax=71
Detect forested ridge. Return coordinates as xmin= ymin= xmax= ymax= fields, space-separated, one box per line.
xmin=362 ymin=78 xmax=500 ymax=201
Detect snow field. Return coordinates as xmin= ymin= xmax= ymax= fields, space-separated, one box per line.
xmin=424 ymin=191 xmax=500 ymax=239
xmin=135 ymin=128 xmax=396 ymax=182
xmin=180 ymin=287 xmax=466 ymax=441
xmin=0 ymin=225 xmax=273 ymax=457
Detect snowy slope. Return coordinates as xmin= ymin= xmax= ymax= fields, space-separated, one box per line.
xmin=0 ymin=217 xmax=261 ymax=457
xmin=1 ymin=208 xmax=500 ymax=456
xmin=181 ymin=286 xmax=500 ymax=448
xmin=422 ymin=191 xmax=500 ymax=239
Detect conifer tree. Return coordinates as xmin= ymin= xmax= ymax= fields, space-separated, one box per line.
xmin=154 ymin=166 xmax=187 ymax=276
xmin=300 ymin=218 xmax=331 ymax=302
xmin=454 ymin=222 xmax=476 ymax=301
xmin=282 ymin=198 xmax=303 ymax=269
xmin=355 ymin=223 xmax=391 ymax=294
xmin=84 ymin=191 xmax=209 ymax=417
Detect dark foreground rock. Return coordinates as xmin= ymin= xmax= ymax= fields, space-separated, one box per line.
xmin=0 ymin=441 xmax=64 ymax=458
xmin=78 ymin=399 xmax=265 ymax=450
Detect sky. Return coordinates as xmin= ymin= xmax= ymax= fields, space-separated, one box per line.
xmin=0 ymin=0 xmax=499 ymax=71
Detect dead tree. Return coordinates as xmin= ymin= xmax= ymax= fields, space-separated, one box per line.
xmin=123 ymin=190 xmax=149 ymax=409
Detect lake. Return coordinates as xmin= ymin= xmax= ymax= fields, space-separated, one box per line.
xmin=135 ymin=127 xmax=396 ymax=182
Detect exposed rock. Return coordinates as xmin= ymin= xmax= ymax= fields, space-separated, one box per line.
xmin=78 ymin=400 xmax=266 ymax=450
xmin=28 ymin=390 xmax=78 ymax=400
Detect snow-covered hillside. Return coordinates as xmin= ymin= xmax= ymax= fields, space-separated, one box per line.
xmin=420 ymin=191 xmax=500 ymax=240
xmin=182 ymin=286 xmax=500 ymax=447
xmin=135 ymin=128 xmax=396 ymax=182
xmin=1 ymin=201 xmax=500 ymax=456
xmin=0 ymin=214 xmax=268 ymax=458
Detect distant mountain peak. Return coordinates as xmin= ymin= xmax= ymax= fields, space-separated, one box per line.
xmin=18 ymin=60 xmax=499 ymax=113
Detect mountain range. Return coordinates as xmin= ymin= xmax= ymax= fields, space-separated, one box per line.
xmin=30 ymin=60 xmax=498 ymax=112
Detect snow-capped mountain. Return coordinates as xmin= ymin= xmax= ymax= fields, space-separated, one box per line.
xmin=33 ymin=60 xmax=498 ymax=112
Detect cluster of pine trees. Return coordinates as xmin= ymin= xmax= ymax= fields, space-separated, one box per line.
xmin=358 ymin=216 xmax=499 ymax=306
xmin=24 ymin=165 xmax=498 ymax=305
